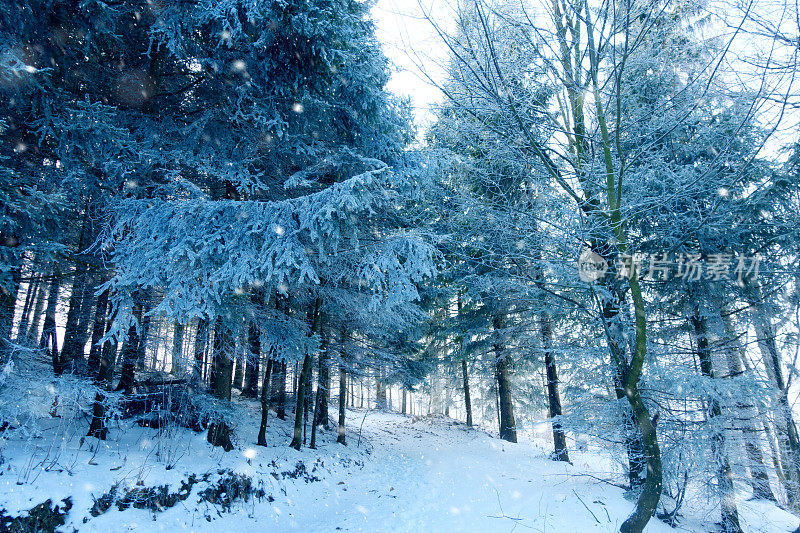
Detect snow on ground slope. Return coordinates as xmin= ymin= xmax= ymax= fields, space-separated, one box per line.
xmin=1 ymin=397 xmax=798 ymax=532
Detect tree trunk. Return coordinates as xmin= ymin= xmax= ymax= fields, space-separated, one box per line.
xmin=376 ymin=367 xmax=387 ymax=410
xmin=690 ymin=304 xmax=742 ymax=533
xmin=745 ymin=282 xmax=800 ymax=506
xmin=338 ymin=363 xmax=347 ymax=444
xmin=88 ymin=295 xmax=115 ymax=440
xmin=25 ymin=270 xmax=48 ymax=344
xmin=290 ymin=354 xmax=312 ymax=450
xmin=211 ymin=316 xmax=233 ymax=401
xmin=541 ymin=313 xmax=569 ymax=461
xmin=171 ymin=322 xmax=184 ymax=375
xmin=192 ymin=318 xmax=208 ymax=384
xmin=461 ymin=360 xmax=473 ymax=427
xmin=41 ymin=266 xmax=61 ymax=373
xmin=0 ymin=256 xmax=21 ymax=347
xmin=717 ymin=303 xmax=777 ymax=502
xmin=290 ymin=299 xmax=320 ymax=449
xmin=60 ymin=213 xmax=91 ymax=374
xmin=257 ymin=358 xmax=274 ymax=446
xmin=493 ymin=314 xmax=516 ymax=443
xmin=15 ymin=272 xmax=39 ymax=343
xmin=86 ymin=288 xmax=109 ymax=378
xmin=317 ymin=340 xmax=330 ymax=428
xmin=116 ymin=302 xmax=143 ymax=394
xmin=242 ymin=321 xmax=260 ymax=398
xmin=275 ymin=361 xmax=287 ymax=420
xmin=402 ymin=386 xmax=408 ymax=416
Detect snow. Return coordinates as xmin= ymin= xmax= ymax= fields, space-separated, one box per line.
xmin=1 ymin=397 xmax=797 ymax=532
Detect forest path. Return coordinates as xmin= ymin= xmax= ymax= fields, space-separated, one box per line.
xmin=276 ymin=410 xmax=663 ymax=532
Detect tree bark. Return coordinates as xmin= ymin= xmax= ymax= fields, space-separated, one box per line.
xmin=171 ymin=322 xmax=184 ymax=375
xmin=257 ymin=357 xmax=274 ymax=446
xmin=745 ymin=282 xmax=800 ymax=506
xmin=15 ymin=272 xmax=39 ymax=343
xmin=86 ymin=288 xmax=109 ymax=378
xmin=211 ymin=316 xmax=234 ymax=401
xmin=541 ymin=313 xmax=569 ymax=461
xmin=41 ymin=266 xmax=61 ymax=373
xmin=493 ymin=314 xmax=516 ymax=443
xmin=192 ymin=318 xmax=208 ymax=384
xmin=25 ymin=270 xmax=48 ymax=344
xmin=462 ymin=360 xmax=472 ymax=427
xmin=337 ymin=363 xmax=347 ymax=444
xmin=242 ymin=320 xmax=260 ymax=398
xmin=116 ymin=302 xmax=143 ymax=394
xmin=690 ymin=303 xmax=742 ymax=533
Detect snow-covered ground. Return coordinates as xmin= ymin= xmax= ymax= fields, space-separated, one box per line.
xmin=1 ymin=396 xmax=798 ymax=532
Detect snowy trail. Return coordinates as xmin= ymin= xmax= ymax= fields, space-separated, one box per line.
xmin=4 ymin=407 xmax=799 ymax=532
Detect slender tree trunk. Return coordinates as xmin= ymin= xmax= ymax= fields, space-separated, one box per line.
xmin=717 ymin=303 xmax=777 ymax=502
xmin=690 ymin=304 xmax=742 ymax=533
xmin=86 ymin=288 xmax=109 ymax=378
xmin=257 ymin=358 xmax=274 ymax=446
xmin=0 ymin=256 xmax=21 ymax=347
xmin=60 ymin=212 xmax=91 ymax=374
xmin=461 ymin=360 xmax=473 ymax=427
xmin=276 ymin=361 xmax=287 ymax=420
xmin=211 ymin=316 xmax=233 ymax=401
xmin=317 ymin=340 xmax=330 ymax=428
xmin=41 ymin=266 xmax=61 ymax=373
xmin=376 ymin=367 xmax=387 ymax=410
xmin=88 ymin=295 xmax=115 ymax=439
xmin=541 ymin=313 xmax=569 ymax=462
xmin=116 ymin=302 xmax=143 ymax=394
xmin=290 ymin=354 xmax=312 ymax=450
xmin=493 ymin=314 xmax=516 ymax=443
xmin=290 ymin=299 xmax=320 ymax=449
xmin=242 ymin=320 xmax=261 ymax=398
xmin=26 ymin=270 xmax=48 ymax=343
xmin=171 ymin=322 xmax=184 ymax=374
xmin=15 ymin=272 xmax=39 ymax=342
xmin=192 ymin=318 xmax=208 ymax=384
xmin=338 ymin=363 xmax=347 ymax=444
xmin=745 ymin=282 xmax=800 ymax=506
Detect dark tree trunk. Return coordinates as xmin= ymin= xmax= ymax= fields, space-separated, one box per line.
xmin=26 ymin=271 xmax=48 ymax=344
xmin=171 ymin=322 xmax=184 ymax=374
xmin=192 ymin=318 xmax=208 ymax=384
xmin=402 ymin=387 xmax=407 ymax=416
xmin=257 ymin=358 xmax=274 ymax=446
xmin=493 ymin=314 xmax=516 ymax=443
xmin=462 ymin=360 xmax=472 ymax=427
xmin=375 ymin=367 xmax=387 ymax=410
xmin=41 ymin=266 xmax=61 ymax=373
xmin=86 ymin=288 xmax=109 ymax=378
xmin=290 ymin=354 xmax=312 ymax=450
xmin=275 ymin=361 xmax=287 ymax=420
xmin=116 ymin=302 xmax=143 ymax=395
xmin=337 ymin=363 xmax=347 ymax=444
xmin=211 ymin=316 xmax=234 ymax=401
xmin=303 ymin=354 xmax=313 ymax=444
xmin=541 ymin=313 xmax=569 ymax=462
xmin=15 ymin=272 xmax=39 ymax=343
xmin=290 ymin=299 xmax=320 ymax=449
xmin=317 ymin=341 xmax=330 ymax=428
xmin=232 ymin=351 xmax=244 ymax=391
xmin=88 ymin=296 xmax=115 ymax=440
xmin=691 ymin=304 xmax=742 ymax=533
xmin=242 ymin=320 xmax=261 ymax=398
xmin=0 ymin=257 xmax=21 ymax=347
xmin=60 ymin=213 xmax=91 ymax=374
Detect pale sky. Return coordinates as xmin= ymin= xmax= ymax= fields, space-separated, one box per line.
xmin=371 ymin=0 xmax=452 ymax=134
